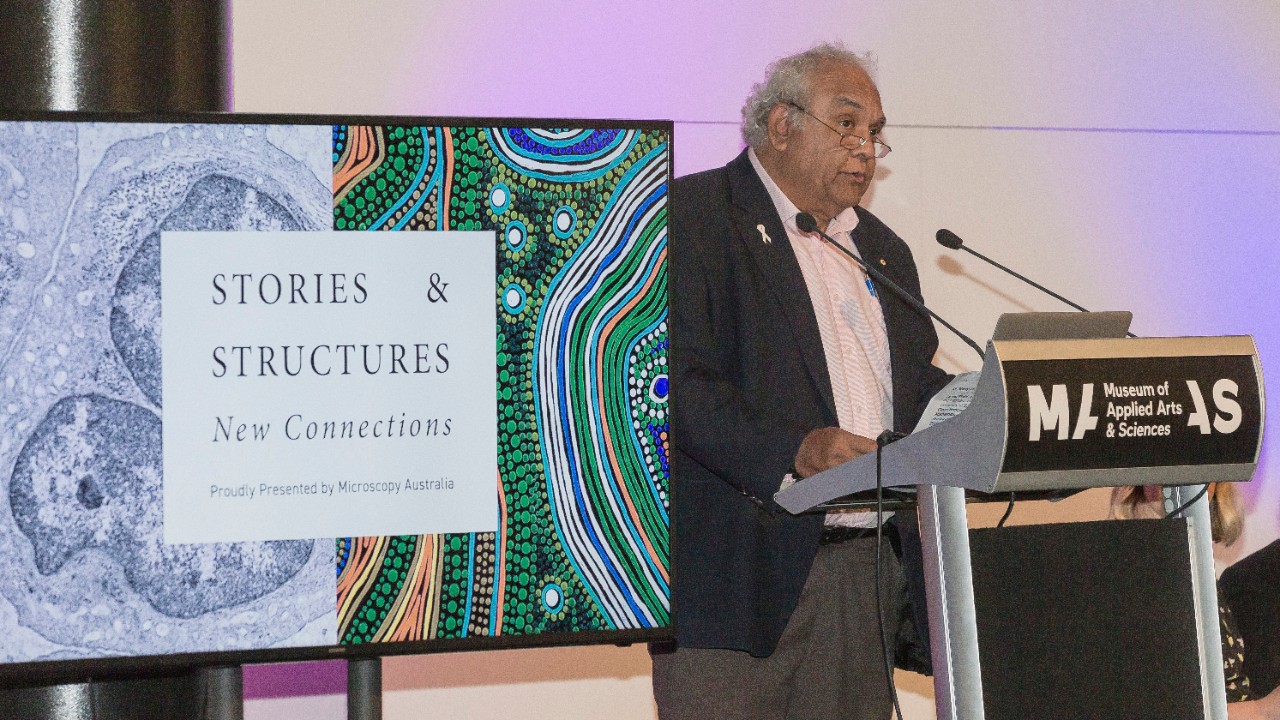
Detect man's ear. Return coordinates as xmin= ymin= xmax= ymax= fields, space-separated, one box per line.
xmin=766 ymin=103 xmax=792 ymax=151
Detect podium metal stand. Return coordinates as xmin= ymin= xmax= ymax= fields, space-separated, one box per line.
xmin=776 ymin=313 xmax=1265 ymax=720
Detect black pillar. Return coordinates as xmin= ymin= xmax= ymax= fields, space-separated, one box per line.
xmin=0 ymin=0 xmax=230 ymax=112
xmin=348 ymin=657 xmax=384 ymax=720
xmin=0 ymin=665 xmax=246 ymax=719
xmin=0 ymin=1 xmax=240 ymax=717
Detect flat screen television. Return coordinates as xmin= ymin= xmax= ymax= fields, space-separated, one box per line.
xmin=0 ymin=113 xmax=671 ymax=681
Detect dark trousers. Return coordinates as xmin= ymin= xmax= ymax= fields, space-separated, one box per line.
xmin=652 ymin=535 xmax=906 ymax=720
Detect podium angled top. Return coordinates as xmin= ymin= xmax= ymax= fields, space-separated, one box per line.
xmin=775 ymin=313 xmax=1264 ymax=515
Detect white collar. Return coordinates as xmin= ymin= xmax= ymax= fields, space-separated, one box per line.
xmin=747 ymin=148 xmax=860 ymax=236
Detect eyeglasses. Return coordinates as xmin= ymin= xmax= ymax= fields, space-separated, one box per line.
xmin=787 ymin=102 xmax=892 ymax=158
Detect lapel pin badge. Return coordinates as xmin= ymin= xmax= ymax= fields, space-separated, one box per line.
xmin=756 ymin=224 xmax=771 ymax=244
xmin=879 ymin=258 xmax=887 ymax=266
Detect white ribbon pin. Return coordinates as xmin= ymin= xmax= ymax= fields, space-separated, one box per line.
xmin=756 ymin=224 xmax=771 ymax=244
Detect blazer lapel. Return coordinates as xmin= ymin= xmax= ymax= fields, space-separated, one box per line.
xmin=725 ymin=152 xmax=837 ymax=422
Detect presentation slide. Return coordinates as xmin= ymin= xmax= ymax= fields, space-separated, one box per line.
xmin=0 ymin=116 xmax=670 ymax=669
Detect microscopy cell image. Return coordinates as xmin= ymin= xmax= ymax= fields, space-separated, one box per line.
xmin=111 ymin=174 xmax=307 ymax=406
xmin=109 ymin=233 xmax=163 ymax=406
xmin=0 ymin=122 xmax=338 ymax=662
xmin=0 ymin=123 xmax=78 ymax=366
xmin=11 ymin=394 xmax=313 ymax=622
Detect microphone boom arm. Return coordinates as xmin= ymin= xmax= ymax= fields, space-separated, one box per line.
xmin=956 ymin=244 xmax=1089 ymax=313
xmin=796 ymin=213 xmax=986 ymax=360
xmin=936 ymin=228 xmax=1138 ymax=338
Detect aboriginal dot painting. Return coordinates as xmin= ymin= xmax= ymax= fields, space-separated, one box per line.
xmin=332 ymin=125 xmax=671 ymax=642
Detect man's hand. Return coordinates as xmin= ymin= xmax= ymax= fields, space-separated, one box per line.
xmin=793 ymin=427 xmax=878 ymax=479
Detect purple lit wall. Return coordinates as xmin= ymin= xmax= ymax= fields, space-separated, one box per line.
xmin=232 ymin=2 xmax=1280 ymax=717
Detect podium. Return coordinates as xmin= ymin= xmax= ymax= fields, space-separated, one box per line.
xmin=776 ymin=313 xmax=1265 ymax=720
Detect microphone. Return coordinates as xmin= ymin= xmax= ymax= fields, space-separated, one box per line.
xmin=936 ymin=228 xmax=1087 ymax=312
xmin=796 ymin=213 xmax=985 ymax=360
xmin=936 ymin=229 xmax=1137 ymax=338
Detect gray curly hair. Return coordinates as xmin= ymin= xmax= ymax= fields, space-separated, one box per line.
xmin=741 ymin=43 xmax=876 ymax=150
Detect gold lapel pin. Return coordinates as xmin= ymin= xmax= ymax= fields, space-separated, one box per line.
xmin=879 ymin=258 xmax=887 ymax=266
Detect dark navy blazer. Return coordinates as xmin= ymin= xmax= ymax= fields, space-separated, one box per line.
xmin=667 ymin=150 xmax=951 ymax=657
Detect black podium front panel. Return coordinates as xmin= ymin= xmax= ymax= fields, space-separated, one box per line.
xmin=970 ymin=519 xmax=1203 ymax=720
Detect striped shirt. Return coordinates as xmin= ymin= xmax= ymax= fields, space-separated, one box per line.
xmin=749 ymin=151 xmax=893 ymax=527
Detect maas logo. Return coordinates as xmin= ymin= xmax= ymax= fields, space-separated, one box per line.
xmin=1184 ymin=380 xmax=1243 ymax=435
xmin=1027 ymin=384 xmax=1099 ymax=441
xmin=1026 ymin=380 xmax=1242 ymax=441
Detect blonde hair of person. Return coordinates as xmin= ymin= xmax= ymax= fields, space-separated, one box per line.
xmin=1109 ymin=483 xmax=1243 ymax=546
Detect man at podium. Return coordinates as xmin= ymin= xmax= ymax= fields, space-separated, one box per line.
xmin=654 ymin=43 xmax=951 ymax=719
